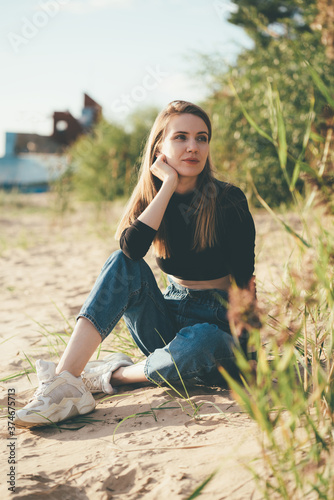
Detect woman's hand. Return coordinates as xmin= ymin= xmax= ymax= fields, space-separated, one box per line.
xmin=150 ymin=153 xmax=178 ymax=189
xmin=138 ymin=154 xmax=179 ymax=230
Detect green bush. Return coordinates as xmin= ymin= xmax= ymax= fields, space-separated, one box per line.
xmin=57 ymin=107 xmax=159 ymax=205
xmin=198 ymin=0 xmax=333 ymax=206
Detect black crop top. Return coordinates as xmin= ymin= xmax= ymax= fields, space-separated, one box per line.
xmin=120 ymin=180 xmax=256 ymax=288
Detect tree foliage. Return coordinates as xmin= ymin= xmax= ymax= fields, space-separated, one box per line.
xmin=200 ymin=0 xmax=333 ymax=206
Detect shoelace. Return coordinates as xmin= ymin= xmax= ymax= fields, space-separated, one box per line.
xmin=30 ymin=377 xmax=56 ymax=401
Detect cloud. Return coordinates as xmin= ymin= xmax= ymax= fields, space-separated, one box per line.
xmin=59 ymin=0 xmax=134 ymax=15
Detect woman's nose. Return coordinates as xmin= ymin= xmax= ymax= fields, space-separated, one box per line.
xmin=187 ymin=139 xmax=198 ymax=152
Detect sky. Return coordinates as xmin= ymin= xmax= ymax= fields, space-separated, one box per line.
xmin=0 ymin=0 xmax=252 ymax=156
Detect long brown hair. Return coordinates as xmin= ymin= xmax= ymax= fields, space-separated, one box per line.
xmin=115 ymin=100 xmax=219 ymax=258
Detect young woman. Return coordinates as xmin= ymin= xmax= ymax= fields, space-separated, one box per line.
xmin=16 ymin=100 xmax=256 ymax=427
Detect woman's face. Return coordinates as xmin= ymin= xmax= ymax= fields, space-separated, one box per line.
xmin=158 ymin=113 xmax=210 ymax=179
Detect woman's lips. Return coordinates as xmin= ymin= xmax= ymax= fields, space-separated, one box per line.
xmin=182 ymin=159 xmax=199 ymax=164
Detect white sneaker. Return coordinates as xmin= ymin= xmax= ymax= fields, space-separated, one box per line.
xmin=82 ymin=352 xmax=134 ymax=394
xmin=15 ymin=359 xmax=96 ymax=428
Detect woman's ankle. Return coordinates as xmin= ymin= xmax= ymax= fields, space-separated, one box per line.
xmin=111 ymin=363 xmax=148 ymax=386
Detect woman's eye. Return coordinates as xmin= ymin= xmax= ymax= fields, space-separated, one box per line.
xmin=174 ymin=134 xmax=207 ymax=142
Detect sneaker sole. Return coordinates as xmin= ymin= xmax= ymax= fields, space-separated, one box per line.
xmin=15 ymin=392 xmax=96 ymax=428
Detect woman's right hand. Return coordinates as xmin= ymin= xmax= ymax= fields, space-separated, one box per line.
xmin=150 ymin=153 xmax=178 ymax=189
xmin=137 ymin=154 xmax=179 ymax=230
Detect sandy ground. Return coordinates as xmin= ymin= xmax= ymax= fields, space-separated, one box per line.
xmin=0 ymin=193 xmax=296 ymax=499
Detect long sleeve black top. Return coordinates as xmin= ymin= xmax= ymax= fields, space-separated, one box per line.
xmin=120 ymin=180 xmax=255 ymax=288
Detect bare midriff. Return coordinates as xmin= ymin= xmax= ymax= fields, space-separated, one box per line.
xmin=169 ymin=274 xmax=232 ymax=291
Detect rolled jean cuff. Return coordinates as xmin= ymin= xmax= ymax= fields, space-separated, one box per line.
xmin=143 ymin=353 xmax=188 ymax=385
xmin=76 ymin=312 xmax=105 ymax=341
xmin=143 ymin=349 xmax=235 ymax=386
xmin=143 ymin=354 xmax=163 ymax=385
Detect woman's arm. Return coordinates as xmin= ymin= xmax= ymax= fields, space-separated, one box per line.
xmin=138 ymin=154 xmax=178 ymax=230
xmin=224 ymin=187 xmax=256 ymax=289
xmin=120 ymin=154 xmax=178 ymax=260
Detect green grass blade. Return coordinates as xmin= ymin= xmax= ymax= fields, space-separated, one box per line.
xmin=51 ymin=300 xmax=74 ymax=334
xmin=186 ymin=469 xmax=219 ymax=499
xmin=274 ymin=91 xmax=288 ymax=175
xmin=291 ymin=96 xmax=315 ymax=190
xmin=0 ymin=335 xmax=17 ymax=344
xmin=0 ymin=370 xmax=34 ymax=382
xmin=305 ymin=60 xmax=334 ymax=109
xmin=22 ymin=351 xmax=36 ymax=372
xmin=229 ymin=80 xmax=274 ymax=144
xmin=248 ymin=174 xmax=311 ymax=248
xmin=112 ymin=411 xmax=156 ymax=441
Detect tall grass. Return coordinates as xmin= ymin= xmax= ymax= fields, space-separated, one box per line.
xmin=214 ymin=73 xmax=334 ymax=498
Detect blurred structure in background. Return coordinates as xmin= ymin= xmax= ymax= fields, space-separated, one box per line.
xmin=0 ymin=94 xmax=102 ymax=192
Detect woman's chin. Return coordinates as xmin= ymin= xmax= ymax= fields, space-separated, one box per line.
xmin=173 ymin=164 xmax=205 ymax=178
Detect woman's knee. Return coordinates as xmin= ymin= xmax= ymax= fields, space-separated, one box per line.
xmin=99 ymin=250 xmax=141 ymax=282
xmin=103 ymin=249 xmax=130 ymax=270
xmin=178 ymin=323 xmax=235 ymax=358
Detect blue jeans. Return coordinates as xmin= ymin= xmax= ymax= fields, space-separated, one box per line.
xmin=78 ymin=250 xmax=245 ymax=386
